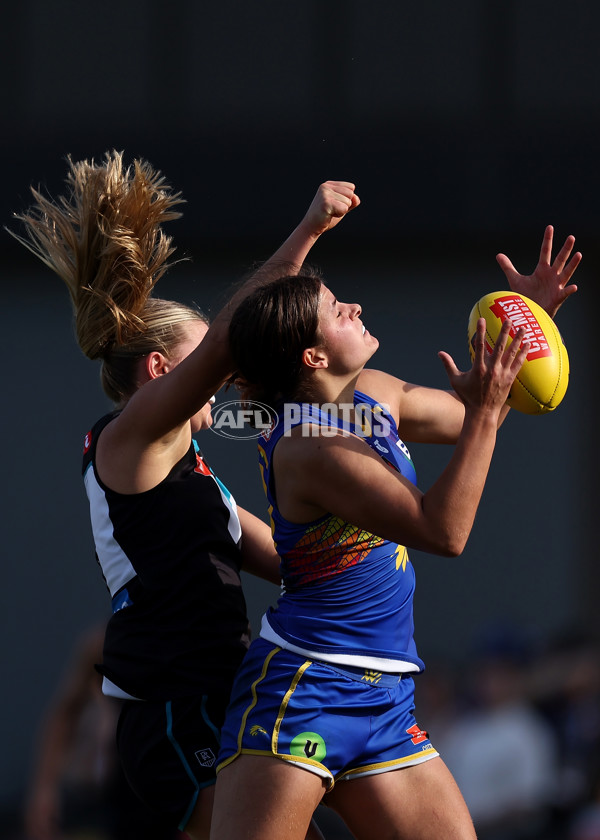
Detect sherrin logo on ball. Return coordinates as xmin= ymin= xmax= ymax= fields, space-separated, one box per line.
xmin=468 ymin=291 xmax=569 ymax=415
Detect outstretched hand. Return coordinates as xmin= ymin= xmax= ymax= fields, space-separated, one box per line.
xmin=438 ymin=318 xmax=529 ymax=416
xmin=496 ymin=225 xmax=581 ymax=319
xmin=300 ymin=180 xmax=360 ymax=239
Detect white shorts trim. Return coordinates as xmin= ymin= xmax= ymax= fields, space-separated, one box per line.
xmin=337 ymin=746 xmax=440 ymax=782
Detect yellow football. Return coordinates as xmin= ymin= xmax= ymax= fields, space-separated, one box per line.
xmin=468 ymin=291 xmax=569 ymax=415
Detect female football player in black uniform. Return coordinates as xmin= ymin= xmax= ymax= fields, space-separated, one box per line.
xmin=11 ymin=152 xmax=359 ymax=839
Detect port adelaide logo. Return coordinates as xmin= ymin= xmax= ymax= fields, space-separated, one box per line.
xmin=195 ymin=747 xmax=216 ymax=768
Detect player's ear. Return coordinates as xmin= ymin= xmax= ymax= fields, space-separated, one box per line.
xmin=302 ymin=346 xmax=328 ymax=370
xmin=145 ymin=351 xmax=171 ymax=380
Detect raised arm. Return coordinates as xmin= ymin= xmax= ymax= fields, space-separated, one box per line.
xmin=252 ymin=179 xmax=360 ymax=275
xmin=362 ymin=225 xmax=581 ymax=445
xmin=95 ymin=181 xmax=360 ymax=494
xmin=281 ymin=320 xmax=528 ymax=557
xmin=496 ymin=225 xmax=581 ymax=318
xmin=123 ymin=181 xmax=360 ymax=444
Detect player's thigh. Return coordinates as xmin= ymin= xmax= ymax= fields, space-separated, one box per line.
xmin=186 ymin=765 xmax=326 ymax=840
xmin=326 ymin=756 xmax=476 ymax=840
xmin=210 ymin=755 xmax=327 ymax=840
xmin=183 ymin=785 xmax=214 ymax=840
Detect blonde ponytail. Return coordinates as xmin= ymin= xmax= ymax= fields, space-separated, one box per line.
xmin=10 ymin=150 xmax=205 ymax=403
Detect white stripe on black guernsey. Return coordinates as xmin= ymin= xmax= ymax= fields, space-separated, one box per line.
xmin=82 ymin=412 xmax=251 ymax=700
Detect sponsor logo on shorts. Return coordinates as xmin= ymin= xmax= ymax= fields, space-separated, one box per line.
xmin=290 ymin=731 xmax=327 ymax=762
xmin=195 ymin=748 xmax=216 ymax=768
xmin=406 ymin=724 xmax=429 ymax=745
xmin=361 ymin=670 xmax=383 ymax=684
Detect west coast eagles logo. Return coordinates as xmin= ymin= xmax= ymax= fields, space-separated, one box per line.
xmin=361 ymin=670 xmax=383 ymax=684
xmin=250 ymin=724 xmax=269 ymax=737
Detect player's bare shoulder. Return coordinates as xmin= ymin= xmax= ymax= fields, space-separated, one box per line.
xmin=357 ymin=368 xmax=406 ymax=420
xmin=272 ymin=424 xmax=357 ymax=520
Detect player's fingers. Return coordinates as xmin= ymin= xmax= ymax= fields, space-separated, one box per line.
xmin=329 ymin=196 xmax=353 ymax=213
xmin=322 ymin=185 xmax=357 ymax=214
xmin=509 ymin=334 xmax=530 ymax=374
xmin=552 ymin=234 xmax=576 ymax=273
xmin=539 ymin=224 xmax=554 ymax=265
xmin=322 ymin=181 xmax=357 ymax=203
xmin=561 ymin=282 xmax=578 ymax=298
xmin=495 ymin=253 xmax=516 ymax=276
xmin=561 ymin=250 xmax=582 ymax=283
xmin=491 ymin=318 xmax=513 ymax=358
xmin=438 ymin=351 xmax=461 ymax=385
xmin=496 ymin=254 xmax=519 ymax=283
xmin=323 ymin=180 xmax=356 ymax=192
xmin=469 ymin=317 xmax=489 ymax=366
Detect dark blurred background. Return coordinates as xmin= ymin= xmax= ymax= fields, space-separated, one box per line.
xmin=2 ymin=2 xmax=599 ymax=838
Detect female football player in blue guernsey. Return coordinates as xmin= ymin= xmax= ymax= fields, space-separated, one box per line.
xmin=11 ymin=153 xmax=360 ymax=840
xmin=208 ymin=220 xmax=581 ymax=840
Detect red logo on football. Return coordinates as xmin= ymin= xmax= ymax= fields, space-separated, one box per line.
xmin=489 ymin=295 xmax=552 ymax=361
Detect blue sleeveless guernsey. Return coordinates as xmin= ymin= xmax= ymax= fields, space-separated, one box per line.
xmin=257 ymin=390 xmax=425 ymax=674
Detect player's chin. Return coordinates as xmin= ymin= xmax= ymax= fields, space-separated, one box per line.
xmin=192 ymin=409 xmax=213 ymax=432
xmin=365 ymin=333 xmax=379 ymax=357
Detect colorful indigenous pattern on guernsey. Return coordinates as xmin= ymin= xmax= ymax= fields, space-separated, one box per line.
xmin=257 ymin=390 xmax=425 ymax=673
xmin=258 ymin=391 xmax=417 ymax=590
xmin=274 ymin=515 xmax=385 ymax=587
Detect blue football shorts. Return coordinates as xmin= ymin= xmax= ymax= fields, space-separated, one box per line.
xmin=217 ymin=639 xmax=438 ymax=790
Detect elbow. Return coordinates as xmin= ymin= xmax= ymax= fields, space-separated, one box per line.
xmin=417 ymin=501 xmax=473 ymax=558
xmin=396 ymin=513 xmax=472 ymax=558
xmin=440 ymin=541 xmax=465 ymax=559
xmin=427 ymin=529 xmax=469 ymax=558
